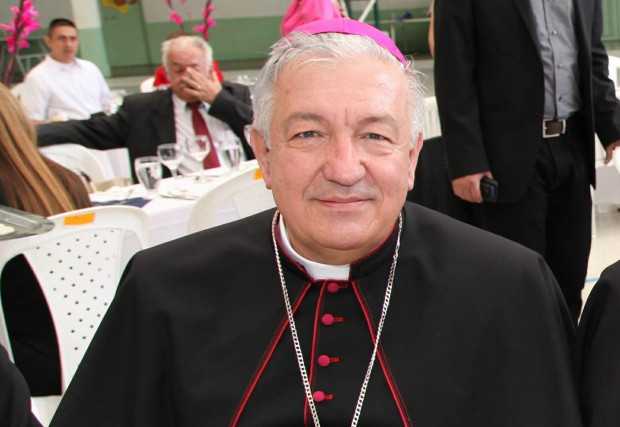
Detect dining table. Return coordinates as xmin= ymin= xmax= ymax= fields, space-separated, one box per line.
xmin=89 ymin=160 xmax=259 ymax=247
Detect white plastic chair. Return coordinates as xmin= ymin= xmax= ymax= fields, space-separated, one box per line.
xmin=10 ymin=82 xmax=26 ymax=101
xmin=140 ymin=76 xmax=156 ymax=93
xmin=187 ymin=162 xmax=276 ymax=233
xmin=100 ymin=147 xmax=132 ymax=181
xmin=0 ymin=206 xmax=148 ymax=426
xmin=40 ymin=144 xmax=116 ymax=183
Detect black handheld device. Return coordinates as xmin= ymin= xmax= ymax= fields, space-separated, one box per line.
xmin=480 ymin=176 xmax=499 ymax=203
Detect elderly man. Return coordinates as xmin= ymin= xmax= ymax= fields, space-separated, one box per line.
xmin=37 ymin=35 xmax=253 ymax=179
xmin=20 ymin=18 xmax=112 ymax=121
xmin=50 ymin=20 xmax=580 ymax=426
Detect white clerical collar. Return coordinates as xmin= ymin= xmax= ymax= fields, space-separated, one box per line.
xmin=278 ymin=216 xmax=350 ymax=280
xmin=172 ymin=93 xmax=211 ymax=111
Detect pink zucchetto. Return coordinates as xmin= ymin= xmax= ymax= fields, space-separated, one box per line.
xmin=293 ymin=18 xmax=407 ymax=65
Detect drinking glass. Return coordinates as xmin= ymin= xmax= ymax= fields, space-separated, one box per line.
xmin=157 ymin=143 xmax=182 ymax=178
xmin=134 ymin=156 xmax=162 ymax=193
xmin=222 ymin=143 xmax=243 ymax=171
xmin=180 ymin=136 xmax=211 ymax=182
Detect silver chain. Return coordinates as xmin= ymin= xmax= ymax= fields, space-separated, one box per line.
xmin=271 ymin=210 xmax=403 ymax=427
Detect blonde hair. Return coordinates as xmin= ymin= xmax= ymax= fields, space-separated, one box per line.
xmin=0 ymin=83 xmax=78 ymax=216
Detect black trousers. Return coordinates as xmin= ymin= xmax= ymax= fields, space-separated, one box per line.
xmin=468 ymin=117 xmax=591 ymax=321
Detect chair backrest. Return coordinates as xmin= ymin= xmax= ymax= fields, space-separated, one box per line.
xmin=140 ymin=76 xmax=156 ymax=93
xmin=10 ymin=82 xmax=26 ymax=101
xmin=423 ymin=96 xmax=441 ymax=139
xmin=100 ymin=147 xmax=132 ymax=181
xmin=187 ymin=162 xmax=276 ymax=233
xmin=40 ymin=144 xmax=115 ymax=183
xmin=0 ymin=206 xmax=148 ymax=391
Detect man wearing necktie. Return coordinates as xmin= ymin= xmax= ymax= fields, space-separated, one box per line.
xmin=37 ymin=36 xmax=253 ymax=181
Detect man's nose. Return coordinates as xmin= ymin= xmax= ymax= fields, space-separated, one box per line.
xmin=322 ymin=134 xmax=365 ymax=186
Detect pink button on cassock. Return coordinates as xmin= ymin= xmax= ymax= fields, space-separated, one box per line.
xmin=321 ymin=313 xmax=345 ymax=326
xmin=313 ymin=390 xmax=334 ymax=403
xmin=318 ymin=355 xmax=331 ymax=367
xmin=326 ymin=281 xmax=340 ymax=294
xmin=318 ymin=354 xmax=341 ymax=367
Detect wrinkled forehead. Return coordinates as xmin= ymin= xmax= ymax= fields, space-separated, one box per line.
xmin=273 ymin=52 xmax=408 ymax=103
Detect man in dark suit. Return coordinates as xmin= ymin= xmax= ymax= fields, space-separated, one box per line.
xmin=37 ymin=35 xmax=254 ymax=180
xmin=434 ymin=0 xmax=620 ymax=320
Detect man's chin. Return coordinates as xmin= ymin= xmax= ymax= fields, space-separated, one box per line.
xmin=174 ymin=90 xmax=199 ymax=103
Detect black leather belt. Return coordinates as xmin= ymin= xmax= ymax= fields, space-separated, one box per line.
xmin=542 ymin=118 xmax=567 ymax=138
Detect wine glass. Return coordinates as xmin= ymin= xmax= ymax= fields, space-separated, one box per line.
xmin=157 ymin=143 xmax=182 ymax=179
xmin=134 ymin=156 xmax=162 ymax=194
xmin=222 ymin=143 xmax=243 ymax=171
xmin=180 ymin=136 xmax=211 ymax=182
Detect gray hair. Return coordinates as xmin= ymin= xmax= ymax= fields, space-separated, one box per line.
xmin=252 ymin=31 xmax=425 ymax=146
xmin=161 ymin=35 xmax=213 ymax=74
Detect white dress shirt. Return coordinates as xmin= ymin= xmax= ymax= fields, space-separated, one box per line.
xmin=20 ymin=55 xmax=112 ymax=121
xmin=279 ymin=217 xmax=350 ymax=280
xmin=172 ymin=94 xmax=246 ymax=172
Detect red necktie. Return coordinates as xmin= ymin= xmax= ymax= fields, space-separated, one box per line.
xmin=188 ymin=102 xmax=220 ymax=169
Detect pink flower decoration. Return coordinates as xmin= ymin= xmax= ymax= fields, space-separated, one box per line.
xmin=169 ymin=10 xmax=184 ymax=26
xmin=1 ymin=0 xmax=41 ymax=54
xmin=194 ymin=0 xmax=216 ymax=39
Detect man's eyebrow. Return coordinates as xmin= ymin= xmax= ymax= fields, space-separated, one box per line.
xmin=357 ymin=114 xmax=400 ymax=131
xmin=282 ymin=112 xmax=328 ymax=129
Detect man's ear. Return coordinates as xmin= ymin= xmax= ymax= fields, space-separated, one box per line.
xmin=407 ymin=132 xmax=424 ymax=190
xmin=43 ymin=35 xmax=51 ymax=49
xmin=250 ymin=127 xmax=272 ymax=189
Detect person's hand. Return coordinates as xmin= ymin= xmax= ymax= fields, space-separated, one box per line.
xmin=183 ymin=68 xmax=222 ymax=104
xmin=452 ymin=171 xmax=492 ymax=203
xmin=604 ymin=140 xmax=620 ymax=164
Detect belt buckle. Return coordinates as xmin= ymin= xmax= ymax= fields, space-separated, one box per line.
xmin=542 ymin=119 xmax=566 ymax=139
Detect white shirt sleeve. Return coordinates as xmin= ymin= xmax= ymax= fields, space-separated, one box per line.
xmin=95 ymin=66 xmax=113 ymax=114
xmin=20 ymin=73 xmax=50 ymax=121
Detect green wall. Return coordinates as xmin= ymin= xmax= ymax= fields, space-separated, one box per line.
xmin=102 ymin=8 xmax=430 ymax=76
xmin=78 ymin=28 xmax=111 ymax=77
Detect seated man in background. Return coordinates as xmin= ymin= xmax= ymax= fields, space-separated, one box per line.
xmin=20 ymin=18 xmax=112 ymax=121
xmin=50 ymin=19 xmax=580 ymax=426
xmin=37 ymin=35 xmax=254 ymax=181
xmin=578 ymin=259 xmax=620 ymax=427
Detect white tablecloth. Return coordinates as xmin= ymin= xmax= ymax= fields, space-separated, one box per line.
xmin=90 ymin=161 xmax=258 ymax=247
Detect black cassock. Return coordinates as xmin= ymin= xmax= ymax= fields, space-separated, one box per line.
xmin=51 ymin=203 xmax=581 ymax=426
xmin=578 ymin=260 xmax=620 ymax=427
xmin=0 ymin=345 xmax=41 ymax=427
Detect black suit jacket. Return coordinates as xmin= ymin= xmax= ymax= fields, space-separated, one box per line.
xmin=434 ymin=0 xmax=620 ymax=202
xmin=37 ymin=82 xmax=254 ymax=181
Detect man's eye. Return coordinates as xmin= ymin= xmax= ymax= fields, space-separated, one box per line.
xmin=294 ymin=131 xmax=321 ymax=139
xmin=364 ymin=133 xmax=389 ymax=141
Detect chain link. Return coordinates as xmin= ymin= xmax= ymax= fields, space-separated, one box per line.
xmin=271 ymin=211 xmax=403 ymax=427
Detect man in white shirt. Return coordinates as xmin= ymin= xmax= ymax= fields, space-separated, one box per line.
xmin=20 ymin=18 xmax=112 ymax=121
xmin=37 ymin=36 xmax=253 ymax=181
